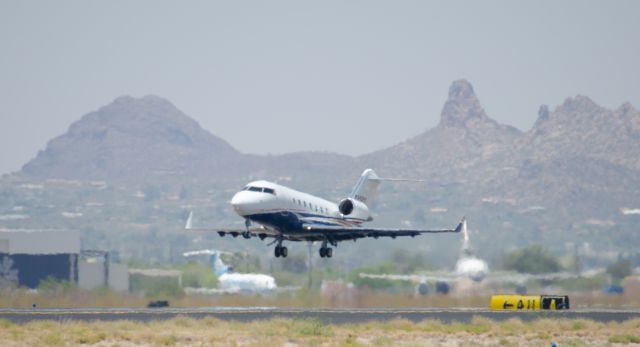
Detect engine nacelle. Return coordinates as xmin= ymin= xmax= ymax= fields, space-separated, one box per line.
xmin=338 ymin=198 xmax=372 ymax=221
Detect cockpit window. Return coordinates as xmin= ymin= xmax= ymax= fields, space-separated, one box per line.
xmin=244 ymin=186 xmax=276 ymax=195
xmin=263 ymin=188 xmax=275 ymax=195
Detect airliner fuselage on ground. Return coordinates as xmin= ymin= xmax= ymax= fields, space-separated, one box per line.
xmin=183 ymin=250 xmax=276 ymax=293
xmin=186 ymin=169 xmax=463 ymax=258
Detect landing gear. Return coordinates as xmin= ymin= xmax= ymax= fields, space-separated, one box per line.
xmin=242 ymin=220 xmax=252 ymax=239
xmin=274 ymin=238 xmax=288 ymax=258
xmin=319 ymin=247 xmax=333 ymax=258
xmin=319 ymin=239 xmax=333 ymax=258
xmin=275 ymin=245 xmax=288 ymax=258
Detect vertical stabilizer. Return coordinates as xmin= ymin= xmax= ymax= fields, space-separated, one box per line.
xmin=183 ymin=249 xmax=232 ymax=277
xmin=349 ymin=169 xmax=424 ymax=205
xmin=461 ymin=219 xmax=473 ymax=256
xmin=349 ymin=169 xmax=382 ymax=204
xmin=211 ymin=251 xmax=230 ymax=277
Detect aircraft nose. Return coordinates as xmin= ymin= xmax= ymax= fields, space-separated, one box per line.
xmin=231 ymin=191 xmax=252 ymax=215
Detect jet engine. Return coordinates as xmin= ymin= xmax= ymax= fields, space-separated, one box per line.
xmin=338 ymin=198 xmax=372 ymax=221
xmin=415 ymin=283 xmax=429 ymax=296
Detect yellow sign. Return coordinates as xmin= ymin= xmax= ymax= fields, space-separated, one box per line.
xmin=490 ymin=295 xmax=540 ymax=310
xmin=490 ymin=295 xmax=569 ymax=310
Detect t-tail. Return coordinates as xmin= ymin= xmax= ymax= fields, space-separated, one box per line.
xmin=210 ymin=251 xmax=231 ymax=277
xmin=349 ymin=169 xmax=424 ymax=205
xmin=183 ymin=249 xmax=231 ymax=277
xmin=338 ymin=169 xmax=426 ymax=222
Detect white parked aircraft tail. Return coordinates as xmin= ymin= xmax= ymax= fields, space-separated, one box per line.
xmin=183 ymin=249 xmax=231 ymax=277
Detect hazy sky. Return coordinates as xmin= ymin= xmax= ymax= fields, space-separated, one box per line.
xmin=1 ymin=1 xmax=638 ymax=175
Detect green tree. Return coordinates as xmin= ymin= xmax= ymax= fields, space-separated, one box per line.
xmin=503 ymin=245 xmax=560 ymax=274
xmin=279 ymin=252 xmax=308 ymax=273
xmin=37 ymin=276 xmax=76 ymax=294
xmin=391 ymin=249 xmax=429 ymax=274
xmin=178 ymin=262 xmax=218 ymax=288
xmin=348 ymin=262 xmax=410 ymax=290
xmin=607 ymin=257 xmax=632 ymax=281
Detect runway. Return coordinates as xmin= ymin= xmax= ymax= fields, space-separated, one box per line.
xmin=1 ymin=307 xmax=639 ymax=324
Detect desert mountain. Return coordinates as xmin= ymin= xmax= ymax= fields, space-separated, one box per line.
xmin=10 ymin=80 xmax=640 ymax=259
xmin=17 ymin=81 xmax=640 ymax=214
xmin=22 ymin=95 xmax=250 ymax=181
xmin=359 ymin=80 xmax=521 ymax=180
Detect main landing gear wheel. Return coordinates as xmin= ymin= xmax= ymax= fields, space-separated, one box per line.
xmin=319 ymin=247 xmax=333 ymax=258
xmin=275 ymin=246 xmax=288 ymax=258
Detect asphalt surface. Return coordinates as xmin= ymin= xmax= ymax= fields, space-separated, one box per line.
xmin=1 ymin=307 xmax=639 ymax=324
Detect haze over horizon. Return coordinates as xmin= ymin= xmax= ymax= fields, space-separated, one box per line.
xmin=1 ymin=1 xmax=639 ymax=175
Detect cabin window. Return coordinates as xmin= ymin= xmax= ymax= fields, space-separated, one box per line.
xmin=303 ymin=201 xmax=307 ymax=208
xmin=263 ymin=188 xmax=275 ymax=195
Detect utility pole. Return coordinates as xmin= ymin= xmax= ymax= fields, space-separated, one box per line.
xmin=307 ymin=242 xmax=313 ymax=289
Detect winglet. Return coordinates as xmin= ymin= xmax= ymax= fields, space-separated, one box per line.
xmin=185 ymin=211 xmax=194 ymax=230
xmin=454 ymin=217 xmax=466 ymax=233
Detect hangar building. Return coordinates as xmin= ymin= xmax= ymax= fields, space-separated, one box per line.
xmin=0 ymin=229 xmax=79 ymax=288
xmin=0 ymin=229 xmax=127 ymax=291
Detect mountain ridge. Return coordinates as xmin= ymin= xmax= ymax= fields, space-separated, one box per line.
xmin=18 ymin=80 xmax=640 ymax=206
xmin=8 ymin=80 xmax=640 ymax=261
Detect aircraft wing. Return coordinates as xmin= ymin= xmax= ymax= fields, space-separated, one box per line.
xmin=359 ymin=273 xmax=457 ymax=283
xmin=184 ymin=211 xmax=280 ymax=236
xmin=487 ymin=271 xmax=586 ymax=284
xmin=294 ymin=218 xmax=464 ymax=242
xmin=186 ymin=211 xmax=462 ymax=242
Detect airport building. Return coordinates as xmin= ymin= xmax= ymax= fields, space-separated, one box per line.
xmin=0 ymin=229 xmax=128 ymax=291
xmin=0 ymin=229 xmax=79 ymax=288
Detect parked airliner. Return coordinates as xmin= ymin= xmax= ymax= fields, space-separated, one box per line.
xmin=183 ymin=249 xmax=276 ymax=293
xmin=360 ymin=220 xmax=586 ymax=295
xmin=186 ymin=169 xmax=463 ymax=258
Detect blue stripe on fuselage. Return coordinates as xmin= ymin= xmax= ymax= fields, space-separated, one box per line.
xmin=245 ymin=211 xmax=363 ymax=232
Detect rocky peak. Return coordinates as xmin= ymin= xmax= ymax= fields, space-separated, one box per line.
xmin=557 ymin=95 xmax=603 ymax=115
xmin=616 ymin=102 xmax=637 ymax=116
xmin=439 ymin=79 xmax=489 ymax=128
xmin=532 ymin=105 xmax=550 ymax=130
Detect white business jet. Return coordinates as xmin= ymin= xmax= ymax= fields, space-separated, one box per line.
xmin=186 ymin=169 xmax=463 ymax=258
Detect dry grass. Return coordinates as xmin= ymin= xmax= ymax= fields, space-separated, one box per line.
xmin=2 ymin=288 xmax=639 ymax=309
xmin=0 ymin=317 xmax=639 ymax=346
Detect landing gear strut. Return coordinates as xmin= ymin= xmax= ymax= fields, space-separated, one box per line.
xmin=319 ymin=239 xmax=333 ymax=258
xmin=274 ymin=239 xmax=288 ymax=258
xmin=242 ymin=220 xmax=252 ymax=239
